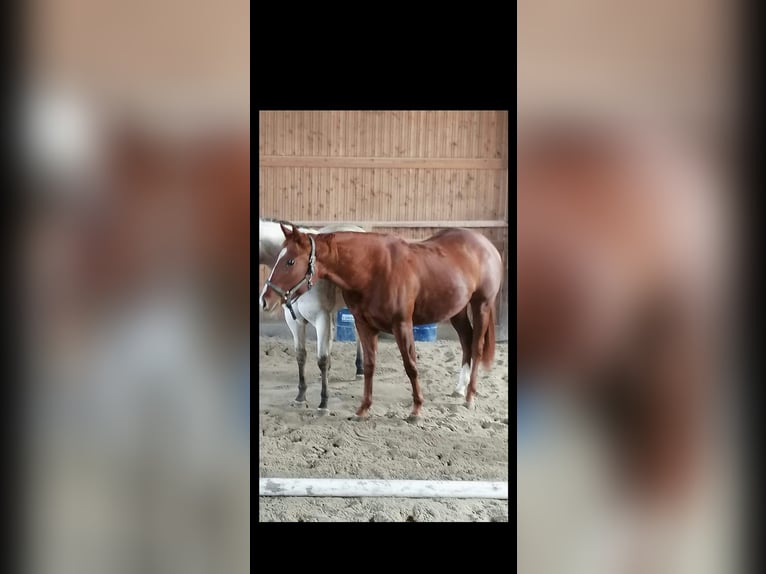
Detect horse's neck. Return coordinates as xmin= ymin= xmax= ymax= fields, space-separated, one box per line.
xmin=317 ymin=234 xmax=375 ymax=292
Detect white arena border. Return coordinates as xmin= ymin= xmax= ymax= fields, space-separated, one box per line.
xmin=260 ymin=478 xmax=508 ymax=499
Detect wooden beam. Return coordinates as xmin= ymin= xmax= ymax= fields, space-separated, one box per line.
xmin=260 ymin=478 xmax=508 ymax=499
xmin=285 ymin=220 xmax=508 ymax=228
xmin=259 ymin=156 xmax=505 ymax=170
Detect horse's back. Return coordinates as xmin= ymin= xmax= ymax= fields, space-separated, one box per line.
xmin=379 ymin=228 xmax=504 ymax=319
xmin=423 ymin=228 xmax=503 ymax=290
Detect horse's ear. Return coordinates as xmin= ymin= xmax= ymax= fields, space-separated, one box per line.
xmin=292 ymin=227 xmax=310 ymax=248
xmin=280 ymin=223 xmax=293 ymax=237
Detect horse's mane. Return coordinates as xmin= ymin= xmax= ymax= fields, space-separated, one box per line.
xmin=259 ymin=217 xmax=291 ymax=226
xmin=259 ymin=217 xmax=317 ymax=234
xmin=328 ymin=229 xmax=449 ymax=257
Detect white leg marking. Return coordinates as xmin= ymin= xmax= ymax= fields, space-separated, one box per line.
xmin=454 ymin=363 xmax=471 ymax=396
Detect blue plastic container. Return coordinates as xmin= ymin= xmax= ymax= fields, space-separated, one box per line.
xmin=413 ymin=323 xmax=437 ymax=342
xmin=336 ymin=308 xmax=356 ymax=341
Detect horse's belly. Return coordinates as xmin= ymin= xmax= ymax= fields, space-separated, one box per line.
xmin=411 ymin=301 xmax=466 ymax=326
xmin=412 ymin=281 xmax=472 ymax=325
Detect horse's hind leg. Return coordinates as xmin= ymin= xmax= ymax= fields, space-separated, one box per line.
xmin=285 ymin=310 xmax=308 ymax=406
xmin=449 ymin=306 xmax=474 ymax=398
xmin=315 ymin=312 xmax=333 ymax=414
xmin=355 ymin=336 xmax=364 ymax=379
xmin=465 ymin=299 xmax=492 ymax=407
xmin=392 ymin=321 xmax=425 ymax=422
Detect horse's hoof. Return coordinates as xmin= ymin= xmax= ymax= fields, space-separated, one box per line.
xmin=463 ymin=401 xmax=475 ymax=411
xmin=350 ymin=414 xmax=369 ymax=422
xmin=406 ymin=414 xmax=424 ymax=425
xmin=317 ymin=408 xmax=330 ymax=417
xmin=291 ymin=400 xmax=309 ymax=408
xmin=451 ymin=391 xmax=465 ymax=398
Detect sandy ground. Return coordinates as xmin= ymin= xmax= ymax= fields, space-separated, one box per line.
xmin=258 ymin=334 xmax=509 ymax=522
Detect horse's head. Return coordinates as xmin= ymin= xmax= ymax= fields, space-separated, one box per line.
xmin=259 ymin=223 xmax=317 ymax=317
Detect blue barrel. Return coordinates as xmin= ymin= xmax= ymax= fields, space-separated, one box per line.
xmin=413 ymin=323 xmax=437 ymax=342
xmin=336 ymin=308 xmax=356 ymax=341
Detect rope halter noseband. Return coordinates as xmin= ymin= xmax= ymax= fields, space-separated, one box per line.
xmin=265 ymin=235 xmax=317 ymax=320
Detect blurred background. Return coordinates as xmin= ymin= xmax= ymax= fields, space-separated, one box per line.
xmin=517 ymin=1 xmax=741 ymax=573
xmin=19 ymin=1 xmax=249 ymax=573
xmin=518 ymin=0 xmax=736 ymax=135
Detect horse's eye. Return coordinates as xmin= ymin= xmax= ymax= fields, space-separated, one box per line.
xmin=286 ymin=259 xmax=295 ymax=266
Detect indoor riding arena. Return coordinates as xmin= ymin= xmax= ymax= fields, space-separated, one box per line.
xmin=258 ymin=110 xmax=510 ymax=522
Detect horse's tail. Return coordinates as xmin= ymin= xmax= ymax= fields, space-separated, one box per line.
xmin=481 ymin=303 xmax=496 ymax=370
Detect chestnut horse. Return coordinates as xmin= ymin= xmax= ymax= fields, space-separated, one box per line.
xmin=517 ymin=121 xmax=732 ymax=504
xmin=260 ymin=225 xmax=504 ymax=421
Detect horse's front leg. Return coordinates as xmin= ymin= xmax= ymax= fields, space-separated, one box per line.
xmin=352 ymin=319 xmax=378 ymax=420
xmin=392 ymin=321 xmax=425 ymax=423
xmin=285 ymin=309 xmax=308 ymax=407
xmin=315 ymin=312 xmax=333 ymax=414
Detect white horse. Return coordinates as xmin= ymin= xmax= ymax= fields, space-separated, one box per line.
xmin=259 ymin=218 xmax=365 ymax=413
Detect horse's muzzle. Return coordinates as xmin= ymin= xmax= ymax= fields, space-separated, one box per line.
xmin=259 ymin=285 xmax=280 ymax=312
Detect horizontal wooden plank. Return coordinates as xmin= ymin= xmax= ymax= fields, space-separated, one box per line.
xmin=259 ymin=156 xmax=506 ymax=170
xmin=260 ymin=478 xmax=508 ymax=499
xmin=284 ymin=220 xmax=508 ymax=228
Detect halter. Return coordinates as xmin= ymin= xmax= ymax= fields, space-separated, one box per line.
xmin=265 ymin=235 xmax=317 ymax=320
